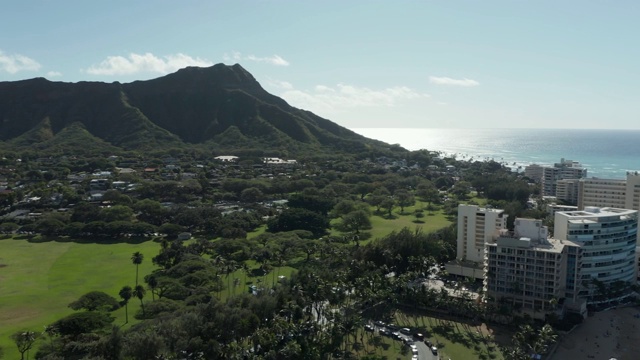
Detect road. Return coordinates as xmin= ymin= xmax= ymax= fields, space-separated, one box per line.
xmin=372 ymin=324 xmax=440 ymax=360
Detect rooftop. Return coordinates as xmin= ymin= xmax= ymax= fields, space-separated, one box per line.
xmin=491 ymin=236 xmax=578 ymax=253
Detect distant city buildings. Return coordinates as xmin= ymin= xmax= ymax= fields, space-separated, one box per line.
xmin=577 ymin=171 xmax=640 ymax=211
xmin=556 ymin=178 xmax=580 ymax=205
xmin=524 ymin=164 xmax=544 ymax=183
xmin=541 ymin=159 xmax=587 ymax=198
xmin=578 ymin=177 xmax=627 ymax=209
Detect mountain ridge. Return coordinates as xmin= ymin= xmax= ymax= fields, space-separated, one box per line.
xmin=0 ymin=63 xmax=397 ymax=155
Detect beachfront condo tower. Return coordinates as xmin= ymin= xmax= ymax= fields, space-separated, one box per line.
xmin=554 ymin=207 xmax=638 ymax=305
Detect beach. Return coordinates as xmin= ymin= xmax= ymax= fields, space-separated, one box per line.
xmin=551 ymin=306 xmax=640 ymax=360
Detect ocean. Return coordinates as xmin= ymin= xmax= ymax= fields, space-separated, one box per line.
xmin=352 ymin=128 xmax=640 ymax=179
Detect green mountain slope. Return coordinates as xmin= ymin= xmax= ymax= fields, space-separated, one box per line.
xmin=0 ymin=64 xmax=396 ymax=155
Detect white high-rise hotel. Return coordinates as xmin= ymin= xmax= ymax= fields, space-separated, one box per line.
xmin=456 ymin=205 xmax=508 ymax=264
xmin=554 ymin=207 xmax=638 ymax=303
xmin=578 ymin=171 xmax=640 ymax=211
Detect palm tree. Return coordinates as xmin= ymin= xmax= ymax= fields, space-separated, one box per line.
xmin=133 ymin=284 xmax=146 ymax=316
xmin=11 ymin=330 xmax=39 ymax=360
xmin=535 ymin=324 xmax=557 ymax=353
xmin=242 ymin=263 xmax=250 ymax=289
xmin=146 ymin=275 xmax=158 ymax=301
xmin=118 ymin=285 xmax=133 ymax=324
xmin=131 ymin=252 xmax=144 ymax=286
xmin=225 ymin=260 xmax=238 ymax=296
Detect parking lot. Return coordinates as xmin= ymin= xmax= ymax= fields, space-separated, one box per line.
xmin=367 ymin=321 xmax=440 ymax=360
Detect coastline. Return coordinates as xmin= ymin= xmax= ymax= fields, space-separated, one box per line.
xmin=352 ymin=128 xmax=640 ymax=179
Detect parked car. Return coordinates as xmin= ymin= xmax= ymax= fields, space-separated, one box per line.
xmin=374 ymin=320 xmax=385 ymax=327
xmin=413 ymin=332 xmax=424 ymax=340
xmin=364 ymin=324 xmax=374 ymax=332
xmin=387 ymin=323 xmax=399 ymax=331
xmin=400 ymin=327 xmax=411 ymax=335
xmin=431 ymin=345 xmax=438 ymax=355
xmin=425 ymin=339 xmax=433 ymax=347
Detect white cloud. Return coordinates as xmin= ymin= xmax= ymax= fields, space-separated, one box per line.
xmin=224 ymin=51 xmax=290 ymax=66
xmin=278 ymin=83 xmax=429 ymax=115
xmin=267 ymin=78 xmax=294 ymax=90
xmin=247 ymin=54 xmax=289 ymax=66
xmin=85 ymin=52 xmax=213 ymax=75
xmin=0 ymin=50 xmax=41 ymax=74
xmin=223 ymin=51 xmax=242 ymax=62
xmin=46 ymin=71 xmax=62 ymax=77
xmin=429 ymin=76 xmax=479 ymax=87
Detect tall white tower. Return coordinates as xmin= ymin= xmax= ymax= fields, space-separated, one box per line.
xmin=457 ymin=204 xmax=507 ymax=263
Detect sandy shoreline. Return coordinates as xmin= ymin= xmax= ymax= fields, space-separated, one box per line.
xmin=550 ymin=306 xmax=640 ymax=360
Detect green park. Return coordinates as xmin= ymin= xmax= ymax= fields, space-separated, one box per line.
xmin=0 ymin=201 xmax=507 ymax=359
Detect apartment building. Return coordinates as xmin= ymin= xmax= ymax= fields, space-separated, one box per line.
xmin=524 ymin=164 xmax=544 ymax=183
xmin=577 ymin=173 xmax=640 ymax=281
xmin=578 ymin=172 xmax=640 ymax=211
xmin=484 ymin=218 xmax=582 ymax=319
xmin=578 ymin=178 xmax=627 ymax=209
xmin=554 ymin=207 xmax=638 ymax=304
xmin=446 ymin=205 xmax=508 ymax=279
xmin=456 ymin=205 xmax=508 ymax=263
xmin=625 ymin=171 xmax=640 ymax=210
xmin=541 ymin=159 xmax=587 ymax=197
xmin=479 ymin=206 xmax=638 ymax=320
xmin=556 ymin=178 xmax=580 ymax=205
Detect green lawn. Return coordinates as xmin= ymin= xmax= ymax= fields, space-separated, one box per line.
xmin=369 ymin=202 xmax=451 ymax=238
xmin=0 ymin=236 xmax=160 ymax=360
xmin=216 ymin=259 xmax=297 ymax=301
xmin=330 ymin=201 xmax=453 ymax=245
xmin=349 ymin=328 xmax=408 ymax=360
xmin=393 ymin=312 xmax=505 ymax=360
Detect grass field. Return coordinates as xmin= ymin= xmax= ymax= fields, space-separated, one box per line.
xmin=393 ymin=311 xmax=506 ymax=360
xmin=368 ymin=201 xmax=451 ymax=239
xmin=0 ymin=236 xmax=161 ymax=359
xmin=329 ymin=201 xmax=453 ymax=246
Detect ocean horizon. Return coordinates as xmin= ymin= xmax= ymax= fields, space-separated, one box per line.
xmin=352 ymin=128 xmax=640 ymax=180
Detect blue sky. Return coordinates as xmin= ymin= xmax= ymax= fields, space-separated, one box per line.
xmin=2 ymin=0 xmax=640 ymax=129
